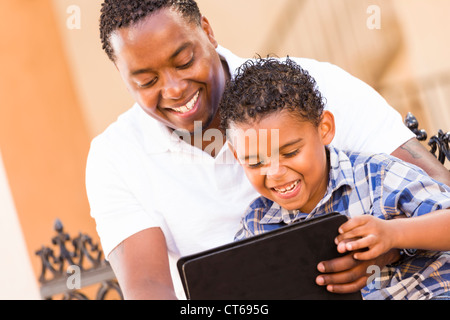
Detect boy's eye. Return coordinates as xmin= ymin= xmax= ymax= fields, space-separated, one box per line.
xmin=283 ymin=149 xmax=299 ymax=158
xmin=247 ymin=157 xmax=267 ymax=169
xmin=248 ymin=162 xmax=263 ymax=169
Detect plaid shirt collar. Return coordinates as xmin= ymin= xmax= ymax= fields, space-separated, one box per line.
xmin=259 ymin=145 xmax=354 ymax=225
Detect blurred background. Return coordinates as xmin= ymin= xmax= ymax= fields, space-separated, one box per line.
xmin=1 ymin=0 xmax=449 ymax=299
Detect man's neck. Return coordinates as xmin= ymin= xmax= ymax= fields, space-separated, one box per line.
xmin=194 ymin=55 xmax=230 ymax=156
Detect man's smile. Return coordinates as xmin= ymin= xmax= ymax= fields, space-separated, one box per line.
xmin=166 ymin=90 xmax=200 ymax=116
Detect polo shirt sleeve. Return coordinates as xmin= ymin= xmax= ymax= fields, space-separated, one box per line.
xmin=294 ymin=58 xmax=415 ymax=154
xmin=85 ymin=136 xmax=161 ymax=259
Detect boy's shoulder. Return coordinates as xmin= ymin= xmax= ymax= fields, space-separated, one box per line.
xmin=245 ymin=196 xmax=274 ymax=218
xmin=332 ymin=146 xmax=429 ymax=182
xmin=344 ymin=150 xmax=393 ymax=169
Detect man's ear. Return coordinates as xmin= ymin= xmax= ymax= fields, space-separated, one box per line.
xmin=319 ymin=111 xmax=336 ymax=145
xmin=200 ymin=16 xmax=218 ymax=48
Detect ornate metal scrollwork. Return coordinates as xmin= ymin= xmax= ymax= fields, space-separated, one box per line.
xmin=404 ymin=112 xmax=428 ymax=141
xmin=428 ymin=130 xmax=450 ymax=165
xmin=35 ymin=219 xmax=123 ymax=300
xmin=404 ymin=112 xmax=449 ymax=165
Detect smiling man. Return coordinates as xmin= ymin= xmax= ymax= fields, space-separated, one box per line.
xmin=110 ymin=8 xmax=226 ymax=135
xmin=86 ymin=0 xmax=450 ymax=299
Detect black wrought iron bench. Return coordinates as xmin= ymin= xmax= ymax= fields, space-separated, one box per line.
xmin=35 ymin=219 xmax=123 ymax=300
xmin=404 ymin=112 xmax=449 ymax=166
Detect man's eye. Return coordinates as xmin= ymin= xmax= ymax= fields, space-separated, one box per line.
xmin=177 ymin=57 xmax=194 ymax=70
xmin=138 ymin=77 xmax=158 ymax=88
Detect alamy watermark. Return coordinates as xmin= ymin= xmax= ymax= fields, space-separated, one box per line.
xmin=366 ymin=265 xmax=382 ymax=289
xmin=66 ymin=265 xmax=81 ymax=290
xmin=66 ymin=5 xmax=81 ymax=30
xmin=367 ymin=5 xmax=381 ymax=30
xmin=172 ymin=121 xmax=280 ymax=172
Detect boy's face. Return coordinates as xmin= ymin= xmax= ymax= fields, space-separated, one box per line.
xmin=111 ymin=9 xmax=227 ymax=133
xmin=230 ymin=110 xmax=335 ymax=213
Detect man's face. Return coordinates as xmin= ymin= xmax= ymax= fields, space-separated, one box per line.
xmin=230 ymin=111 xmax=334 ymax=213
xmin=110 ymin=9 xmax=226 ymax=133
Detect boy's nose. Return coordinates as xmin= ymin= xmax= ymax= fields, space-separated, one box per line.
xmin=266 ymin=162 xmax=287 ymax=180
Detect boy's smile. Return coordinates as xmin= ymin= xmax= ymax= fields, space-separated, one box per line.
xmin=231 ymin=110 xmax=335 ymax=213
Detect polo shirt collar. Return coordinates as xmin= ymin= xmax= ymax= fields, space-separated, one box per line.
xmin=327 ymin=145 xmax=355 ymax=192
xmin=136 ymin=105 xmax=176 ymax=154
xmin=216 ymin=45 xmax=248 ymax=81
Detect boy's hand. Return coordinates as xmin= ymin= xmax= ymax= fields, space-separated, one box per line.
xmin=335 ymin=215 xmax=396 ymax=260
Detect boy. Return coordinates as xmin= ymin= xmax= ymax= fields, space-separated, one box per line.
xmin=220 ymin=57 xmax=450 ymax=300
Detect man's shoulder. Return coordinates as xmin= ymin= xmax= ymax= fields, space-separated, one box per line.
xmin=93 ymin=104 xmax=141 ymax=140
xmin=89 ymin=104 xmax=152 ymax=157
xmin=218 ymin=46 xmax=338 ymax=80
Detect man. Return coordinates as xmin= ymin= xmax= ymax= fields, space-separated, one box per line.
xmin=87 ymin=0 xmax=450 ymax=299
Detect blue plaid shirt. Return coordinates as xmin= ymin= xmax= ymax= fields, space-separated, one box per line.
xmin=235 ymin=146 xmax=450 ymax=300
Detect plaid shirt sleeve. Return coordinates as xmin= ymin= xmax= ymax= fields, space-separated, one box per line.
xmin=377 ymin=160 xmax=450 ymax=219
xmin=366 ymin=158 xmax=450 ymax=300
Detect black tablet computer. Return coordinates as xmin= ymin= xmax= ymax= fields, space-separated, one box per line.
xmin=177 ymin=212 xmax=362 ymax=300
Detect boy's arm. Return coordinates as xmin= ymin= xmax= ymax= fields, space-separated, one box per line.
xmin=317 ymin=153 xmax=450 ymax=293
xmin=393 ymin=209 xmax=450 ymax=250
xmin=336 ymin=211 xmax=450 ymax=261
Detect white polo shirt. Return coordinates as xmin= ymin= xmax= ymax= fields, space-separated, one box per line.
xmin=85 ymin=46 xmax=415 ymax=298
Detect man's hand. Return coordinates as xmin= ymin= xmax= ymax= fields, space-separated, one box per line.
xmin=316 ymin=246 xmax=400 ymax=294
xmin=315 ymin=252 xmax=372 ymax=293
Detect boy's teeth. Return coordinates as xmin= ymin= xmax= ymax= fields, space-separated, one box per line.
xmin=274 ymin=180 xmax=299 ymax=194
xmin=172 ymin=91 xmax=199 ymax=113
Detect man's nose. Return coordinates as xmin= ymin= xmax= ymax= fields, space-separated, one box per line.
xmin=161 ymin=72 xmax=187 ymax=100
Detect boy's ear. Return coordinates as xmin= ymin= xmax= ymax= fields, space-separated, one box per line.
xmin=227 ymin=141 xmax=240 ymax=163
xmin=319 ymin=111 xmax=335 ymax=145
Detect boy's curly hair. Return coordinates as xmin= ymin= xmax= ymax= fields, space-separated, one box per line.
xmin=220 ymin=57 xmax=325 ymax=131
xmin=99 ymin=0 xmax=202 ymax=62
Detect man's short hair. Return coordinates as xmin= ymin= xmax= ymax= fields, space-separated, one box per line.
xmin=220 ymin=57 xmax=325 ymax=130
xmin=100 ymin=0 xmax=202 ymax=62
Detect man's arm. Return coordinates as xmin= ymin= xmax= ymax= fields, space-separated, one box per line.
xmin=391 ymin=137 xmax=450 ymax=186
xmin=108 ymin=227 xmax=177 ymax=300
